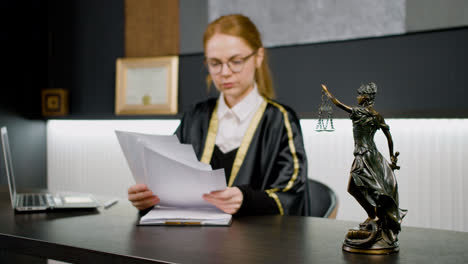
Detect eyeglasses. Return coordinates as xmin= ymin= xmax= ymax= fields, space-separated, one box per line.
xmin=205 ymin=50 xmax=257 ymax=75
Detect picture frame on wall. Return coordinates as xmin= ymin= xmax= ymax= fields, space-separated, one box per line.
xmin=115 ymin=56 xmax=178 ymax=115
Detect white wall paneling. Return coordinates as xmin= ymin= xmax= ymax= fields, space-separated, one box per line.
xmin=47 ymin=119 xmax=468 ymax=232
xmin=46 ymin=120 xmax=180 ymax=199
xmin=301 ymin=118 xmax=468 ymax=232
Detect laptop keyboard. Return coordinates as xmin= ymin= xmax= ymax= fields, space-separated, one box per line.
xmin=19 ymin=194 xmax=48 ymax=207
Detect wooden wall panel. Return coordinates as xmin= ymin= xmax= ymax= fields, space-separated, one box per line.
xmin=125 ymin=0 xmax=179 ymax=57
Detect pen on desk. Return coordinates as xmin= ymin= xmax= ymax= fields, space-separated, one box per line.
xmin=103 ymin=199 xmax=119 ymax=209
xmin=165 ymin=221 xmax=202 ymax=225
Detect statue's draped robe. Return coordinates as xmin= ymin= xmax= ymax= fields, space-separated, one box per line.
xmin=349 ymin=107 xmax=407 ymax=235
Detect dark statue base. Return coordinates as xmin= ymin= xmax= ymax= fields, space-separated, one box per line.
xmin=342 ymin=220 xmax=399 ymax=255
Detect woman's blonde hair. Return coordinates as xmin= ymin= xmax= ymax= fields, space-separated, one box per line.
xmin=203 ymin=14 xmax=275 ymax=99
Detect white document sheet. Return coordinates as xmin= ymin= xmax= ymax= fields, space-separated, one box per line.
xmin=140 ymin=207 xmax=232 ymax=225
xmin=139 ymin=138 xmax=211 ymax=171
xmin=115 ymin=130 xmax=227 ymax=209
xmin=143 ymin=146 xmax=226 ymax=208
xmin=115 ymin=130 xmax=180 ymax=183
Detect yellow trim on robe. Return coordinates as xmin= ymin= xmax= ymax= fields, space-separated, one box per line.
xmin=200 ymin=100 xmax=268 ymax=187
xmin=200 ymin=98 xmax=298 ymax=216
xmin=228 ymin=101 xmax=267 ymax=187
xmin=266 ymin=99 xmax=299 ymax=192
xmin=266 ymin=190 xmax=284 ymax=215
xmin=200 ymin=103 xmax=219 ymax=164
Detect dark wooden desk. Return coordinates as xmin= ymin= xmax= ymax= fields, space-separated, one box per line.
xmin=0 ymin=186 xmax=467 ymax=264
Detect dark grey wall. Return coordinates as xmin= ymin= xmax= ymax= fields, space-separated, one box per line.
xmin=47 ymin=0 xmax=217 ymax=119
xmin=406 ymin=0 xmax=468 ymax=32
xmin=51 ymin=2 xmax=468 ymax=119
xmin=269 ymin=27 xmax=468 ymax=118
xmin=179 ymin=27 xmax=468 ymax=119
xmin=48 ymin=0 xmax=124 ymax=118
xmin=0 ymin=2 xmax=47 ymax=189
xmin=179 ymin=0 xmax=208 ymax=54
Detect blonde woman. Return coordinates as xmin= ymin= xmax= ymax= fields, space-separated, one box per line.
xmin=128 ymin=14 xmax=310 ymax=216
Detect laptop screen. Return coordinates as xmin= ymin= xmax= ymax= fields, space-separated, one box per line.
xmin=1 ymin=127 xmax=17 ymax=208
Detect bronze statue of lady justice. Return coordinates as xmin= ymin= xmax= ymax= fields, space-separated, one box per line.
xmin=321 ymin=82 xmax=407 ymax=254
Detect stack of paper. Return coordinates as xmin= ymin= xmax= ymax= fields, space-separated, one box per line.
xmin=115 ymin=131 xmax=232 ymax=226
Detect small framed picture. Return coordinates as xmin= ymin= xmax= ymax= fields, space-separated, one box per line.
xmin=115 ymin=56 xmax=178 ymax=115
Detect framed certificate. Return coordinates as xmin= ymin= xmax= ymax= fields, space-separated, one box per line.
xmin=115 ymin=56 xmax=178 ymax=115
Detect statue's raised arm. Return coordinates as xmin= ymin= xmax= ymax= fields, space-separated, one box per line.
xmin=321 ymin=84 xmax=352 ymax=113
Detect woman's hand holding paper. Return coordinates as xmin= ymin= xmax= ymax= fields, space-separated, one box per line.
xmin=128 ymin=184 xmax=160 ymax=210
xmin=203 ymin=187 xmax=243 ymax=215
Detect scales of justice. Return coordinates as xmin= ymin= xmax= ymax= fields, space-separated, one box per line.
xmin=316 ymin=83 xmax=407 ymax=254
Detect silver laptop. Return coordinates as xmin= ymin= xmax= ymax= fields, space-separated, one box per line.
xmin=1 ymin=126 xmax=99 ymax=211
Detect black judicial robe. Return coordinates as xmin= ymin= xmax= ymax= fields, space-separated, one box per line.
xmin=176 ymin=97 xmax=311 ymax=216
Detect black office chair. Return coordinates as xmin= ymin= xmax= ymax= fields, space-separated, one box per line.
xmin=307 ymin=179 xmax=338 ymax=218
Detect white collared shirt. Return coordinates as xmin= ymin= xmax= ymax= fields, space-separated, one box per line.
xmin=216 ymin=84 xmax=264 ymax=153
